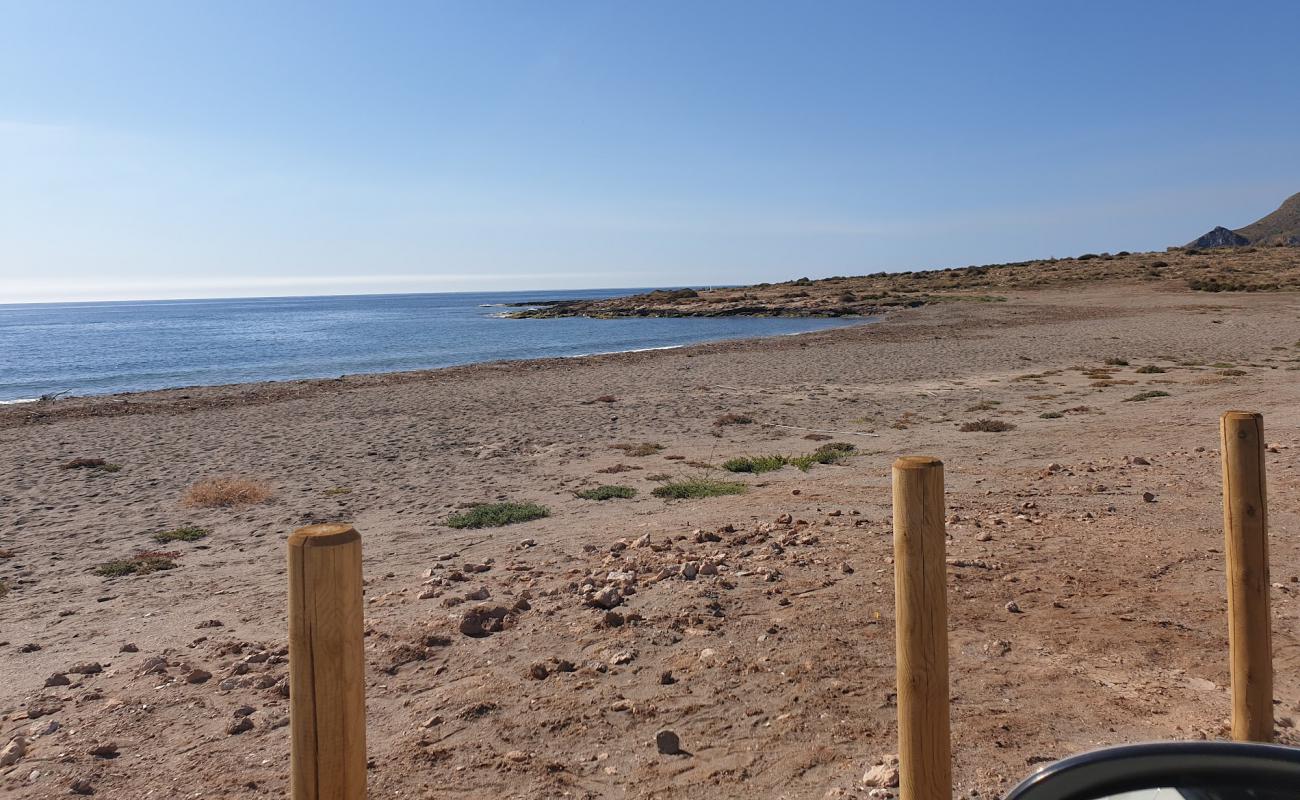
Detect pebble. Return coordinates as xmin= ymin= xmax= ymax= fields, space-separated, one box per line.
xmin=226 ymin=717 xmax=254 ymax=735
xmin=185 ymin=668 xmax=213 ymax=684
xmin=44 ymin=673 xmax=71 ymax=687
xmin=70 ymin=778 xmax=95 ymax=795
xmin=27 ymin=720 xmax=59 ymax=737
xmin=1005 ymin=601 xmax=1022 ymax=614
xmin=587 ymin=586 xmax=623 ymax=610
xmin=195 ymin=619 xmax=224 ymax=629
xmin=68 ymin=662 xmax=103 ymax=675
xmin=655 ymin=729 xmax=681 ymax=755
xmin=1142 ymin=491 xmax=1157 ymax=503
xmin=119 ymin=642 xmax=139 ymax=653
xmin=88 ymin=741 xmax=119 ymax=758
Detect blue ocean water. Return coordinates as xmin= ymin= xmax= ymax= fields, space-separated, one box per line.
xmin=0 ymin=290 xmax=865 ymax=402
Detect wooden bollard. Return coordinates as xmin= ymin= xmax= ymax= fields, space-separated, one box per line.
xmin=289 ymin=524 xmax=367 ymax=800
xmin=1220 ymin=412 xmax=1273 ymax=742
xmin=892 ymin=457 xmax=952 ymax=800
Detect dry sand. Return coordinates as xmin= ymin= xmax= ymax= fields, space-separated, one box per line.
xmin=2 ymin=282 xmax=1299 ymax=798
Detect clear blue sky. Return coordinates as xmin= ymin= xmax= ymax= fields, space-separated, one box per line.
xmin=2 ymin=1 xmax=1298 ymax=302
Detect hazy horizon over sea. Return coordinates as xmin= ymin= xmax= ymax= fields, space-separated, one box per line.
xmin=0 ymin=289 xmax=867 ymax=403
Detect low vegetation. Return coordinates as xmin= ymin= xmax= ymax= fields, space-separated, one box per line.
xmin=713 ymin=413 xmax=755 ymax=426
xmin=446 ymin=501 xmax=550 ymax=529
xmin=610 ymin=442 xmax=664 ymax=457
xmin=1135 ymin=365 xmax=1166 ymax=374
xmin=1039 ymin=411 xmax=1064 ymax=419
xmin=722 ymin=454 xmax=789 ymax=473
xmin=652 ymin=477 xmax=747 ymax=500
xmin=789 ymin=442 xmax=856 ymax=471
xmin=95 ymin=551 xmax=180 ymax=577
xmin=959 ymin=419 xmax=1017 ymax=432
xmin=721 ymin=442 xmax=856 ymax=474
xmin=152 ymin=526 xmax=209 ymax=543
xmin=183 ymin=477 xmax=273 ymax=508
xmin=1123 ymin=390 xmax=1171 ymax=402
xmin=574 ymin=485 xmax=636 ymax=501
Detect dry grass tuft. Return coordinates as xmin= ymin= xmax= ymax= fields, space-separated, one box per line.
xmin=959 ymin=419 xmax=1017 ymax=433
xmin=182 ymin=477 xmax=273 ymax=508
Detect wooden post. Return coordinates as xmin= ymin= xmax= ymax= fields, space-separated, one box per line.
xmin=1220 ymin=411 xmax=1273 ymax=742
xmin=289 ymin=524 xmax=367 ymax=800
xmin=892 ymin=456 xmax=952 ymax=800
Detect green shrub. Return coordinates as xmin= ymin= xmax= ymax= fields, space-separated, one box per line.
xmin=95 ymin=551 xmax=179 ymax=577
xmin=1039 ymin=411 xmax=1064 ymax=419
xmin=788 ymin=442 xmax=857 ymax=470
xmin=575 ymin=485 xmax=636 ymax=501
xmin=722 ymin=454 xmax=788 ymax=473
xmin=652 ymin=477 xmax=747 ymax=500
xmin=447 ymin=502 xmax=550 ymax=529
xmin=153 ymin=526 xmax=209 ymax=543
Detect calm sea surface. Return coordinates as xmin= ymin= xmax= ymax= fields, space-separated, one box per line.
xmin=0 ymin=290 xmax=866 ymax=402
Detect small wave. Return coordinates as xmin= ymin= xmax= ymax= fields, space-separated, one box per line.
xmin=0 ymin=397 xmax=38 ymax=405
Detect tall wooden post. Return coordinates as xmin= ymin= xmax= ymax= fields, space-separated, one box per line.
xmin=1220 ymin=412 xmax=1273 ymax=742
xmin=289 ymin=524 xmax=367 ymax=800
xmin=892 ymin=456 xmax=952 ymax=800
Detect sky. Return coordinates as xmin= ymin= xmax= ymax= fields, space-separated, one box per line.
xmin=2 ymin=1 xmax=1299 ymax=303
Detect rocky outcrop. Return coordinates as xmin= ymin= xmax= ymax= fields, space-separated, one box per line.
xmin=1188 ymin=226 xmax=1249 ymax=248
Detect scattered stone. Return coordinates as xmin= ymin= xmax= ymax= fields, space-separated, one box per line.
xmin=233 ymin=705 xmax=255 ymax=718
xmin=1129 ymin=456 xmax=1150 ymax=465
xmin=68 ymin=662 xmax=103 ymax=675
xmin=861 ymin=754 xmax=900 ymax=787
xmin=139 ymin=655 xmax=169 ymax=675
xmin=586 ymin=586 xmax=623 ymax=610
xmin=69 ymin=777 xmax=95 ymax=795
xmin=504 ymin=750 xmax=530 ymax=763
xmin=27 ymin=720 xmax=60 ymax=737
xmin=456 ymin=604 xmax=513 ymax=638
xmin=18 ymin=643 xmax=41 ymax=653
xmin=226 ymin=717 xmax=254 ymax=735
xmin=44 ymin=673 xmax=71 ymax=687
xmin=659 ymin=670 xmax=676 ymax=685
xmin=119 ymin=643 xmax=138 ymax=653
xmin=185 ymin=668 xmax=212 ymax=684
xmin=88 ymin=742 xmax=118 ymax=759
xmin=527 ymin=662 xmax=550 ymax=680
xmin=0 ymin=737 xmax=27 ymax=767
xmin=195 ymin=620 xmax=224 ymax=629
xmin=1142 ymin=491 xmax=1157 ymax=503
xmin=655 ymin=729 xmax=681 ymax=755
xmin=1005 ymin=601 xmax=1022 ymax=614
xmin=840 ymin=562 xmax=855 ymax=574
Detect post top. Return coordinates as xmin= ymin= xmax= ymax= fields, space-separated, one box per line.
xmin=1221 ymin=410 xmax=1262 ymax=421
xmin=288 ymin=523 xmax=359 ymax=548
xmin=893 ymin=455 xmax=943 ymax=470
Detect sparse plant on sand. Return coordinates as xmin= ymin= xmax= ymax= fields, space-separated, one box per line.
xmin=1123 ymin=391 xmax=1171 ymax=402
xmin=323 ymin=486 xmax=352 ymax=496
xmin=652 ymin=477 xmax=747 ymax=500
xmin=1135 ymin=365 xmax=1166 ymax=374
xmin=95 ymin=551 xmax=180 ymax=577
xmin=965 ymin=400 xmax=1000 ymax=412
xmin=182 ymin=477 xmax=273 ymax=508
xmin=610 ymin=442 xmax=664 ymax=457
xmin=789 ymin=442 xmax=857 ymax=471
xmin=1104 ymin=357 xmax=1130 ymax=366
xmin=575 ymin=485 xmax=636 ymax=501
xmin=1039 ymin=411 xmax=1064 ymax=419
xmin=446 ymin=501 xmax=550 ymax=529
xmin=959 ymin=419 xmax=1017 ymax=432
xmin=153 ymin=526 xmax=209 ymax=543
xmin=1217 ymin=368 xmax=1247 ymax=376
xmin=722 ymin=454 xmax=788 ymax=473
xmin=713 ymin=413 xmax=755 ymax=426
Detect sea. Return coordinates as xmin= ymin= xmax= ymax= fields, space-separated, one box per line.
xmin=0 ymin=289 xmax=866 ymax=403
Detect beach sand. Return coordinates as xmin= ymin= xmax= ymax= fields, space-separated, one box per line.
xmin=2 ymin=282 xmax=1299 ymax=798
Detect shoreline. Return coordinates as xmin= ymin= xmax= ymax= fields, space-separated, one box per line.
xmin=3 ymin=282 xmax=1299 ymax=797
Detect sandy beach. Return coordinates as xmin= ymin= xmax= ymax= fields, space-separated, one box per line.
xmin=2 ymin=281 xmax=1299 ymax=798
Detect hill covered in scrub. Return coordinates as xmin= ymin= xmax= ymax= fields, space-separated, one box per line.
xmin=509 ymin=246 xmax=1300 ymax=319
xmin=1187 ymin=191 xmax=1300 ymax=248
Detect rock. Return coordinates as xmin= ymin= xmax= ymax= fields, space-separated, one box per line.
xmin=776 ymin=513 xmax=793 ymax=525
xmin=139 ymin=655 xmax=169 ymax=675
xmin=195 ymin=619 xmax=224 ymax=629
xmin=603 ymin=610 xmax=625 ymax=627
xmin=659 ymin=670 xmax=676 ymax=685
xmin=27 ymin=720 xmax=59 ymax=737
xmin=975 ymin=531 xmax=993 ymax=542
xmin=185 ymin=668 xmax=212 ymax=684
xmin=527 ymin=661 xmax=550 ymax=680
xmin=233 ymin=705 xmax=255 ymax=717
xmin=0 ymin=737 xmax=27 ymax=767
xmin=69 ymin=777 xmax=95 ymax=795
xmin=586 ymin=586 xmax=623 ymax=610
xmin=44 ymin=673 xmax=71 ymax=687
xmin=456 ymin=604 xmax=512 ymax=638
xmin=861 ymin=755 xmax=900 ymax=787
xmin=699 ymin=648 xmax=717 ymax=662
xmin=1128 ymin=456 xmax=1150 ymax=465
xmin=1142 ymin=491 xmax=1157 ymax=503
xmin=517 ymin=538 xmax=536 ymax=549
xmin=504 ymin=750 xmax=530 ymax=763
xmin=227 ymin=717 xmax=254 ymax=735
xmin=18 ymin=643 xmax=41 ymax=653
xmin=1188 ymin=225 xmax=1249 ymax=249
xmin=1005 ymin=601 xmax=1022 ymax=613
xmin=88 ymin=741 xmax=118 ymax=758
xmin=681 ymin=562 xmax=699 ymax=580
xmin=655 ymin=729 xmax=681 ymax=755
xmin=840 ymin=562 xmax=855 ymax=574
xmin=68 ymin=662 xmax=103 ymax=675
xmin=630 ymin=533 xmax=651 ymax=548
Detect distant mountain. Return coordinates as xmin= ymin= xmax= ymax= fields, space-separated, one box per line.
xmin=1187 ymin=191 xmax=1300 ymax=248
